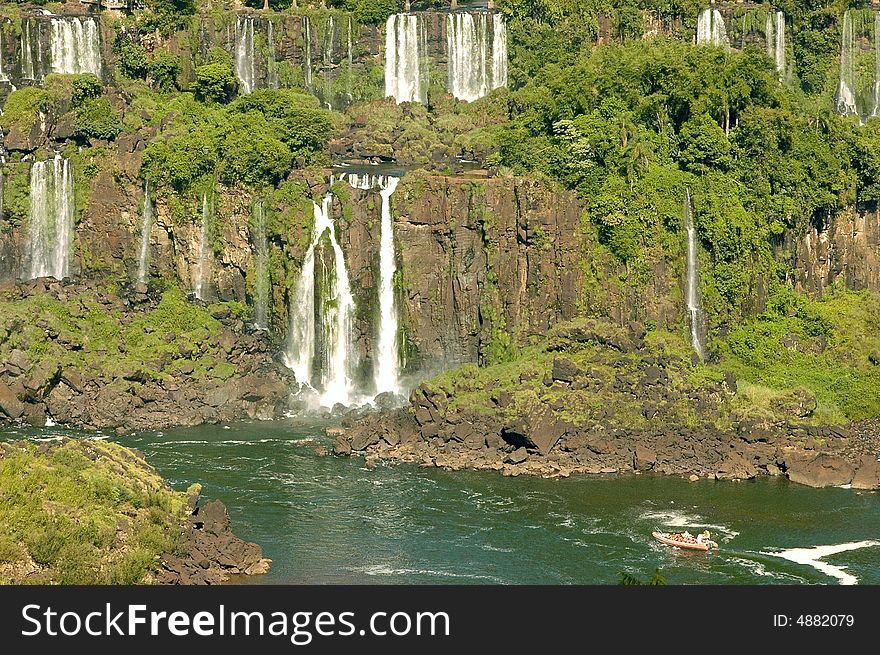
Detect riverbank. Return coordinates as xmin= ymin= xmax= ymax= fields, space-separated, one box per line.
xmin=0 ymin=437 xmax=270 ymax=584
xmin=0 ymin=279 xmax=293 ymax=433
xmin=332 ymin=316 xmax=880 ymax=490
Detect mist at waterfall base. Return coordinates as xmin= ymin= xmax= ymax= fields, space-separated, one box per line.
xmin=5 ymin=422 xmax=872 ymax=586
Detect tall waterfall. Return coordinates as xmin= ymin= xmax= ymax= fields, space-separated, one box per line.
xmin=302 ymin=16 xmax=313 ymax=91
xmin=874 ymin=13 xmax=880 ymax=118
xmin=837 ymin=11 xmax=859 ymax=117
xmin=284 ymin=192 xmax=358 ymax=407
xmin=137 ymin=180 xmax=153 ymax=285
xmin=766 ymin=11 xmax=785 ymax=75
xmin=696 ymin=8 xmax=729 ymax=48
xmin=49 ymin=17 xmax=102 ymax=76
xmin=252 ymin=200 xmax=270 ymax=330
xmin=447 ymin=12 xmax=508 ymax=102
xmin=235 ymin=16 xmax=256 ymax=94
xmin=193 ymin=192 xmax=211 ymax=301
xmin=25 ymin=154 xmax=75 ymax=281
xmin=385 ymin=13 xmax=426 ymax=104
xmin=684 ymin=189 xmax=706 ymax=360
xmin=344 ymin=173 xmax=403 ymax=396
xmin=0 ymin=166 xmax=5 ymax=223
xmin=21 ymin=19 xmax=38 ymax=81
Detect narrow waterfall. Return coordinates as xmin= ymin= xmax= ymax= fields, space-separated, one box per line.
xmin=491 ymin=12 xmax=508 ymax=91
xmin=25 ymin=154 xmax=75 ymax=281
xmin=21 ymin=19 xmax=37 ymax=81
xmin=252 ymin=200 xmax=270 ymax=330
xmin=447 ymin=12 xmax=489 ymax=102
xmin=684 ymin=189 xmax=706 ymax=360
xmin=235 ymin=15 xmax=256 ymax=95
xmin=49 ymin=17 xmax=102 ymax=76
xmin=267 ymin=20 xmax=279 ymax=89
xmin=284 ymin=193 xmax=358 ymax=407
xmin=385 ymin=13 xmax=426 ymax=104
xmin=0 ymin=165 xmax=5 ymax=223
xmin=837 ymin=11 xmax=858 ymax=117
xmin=302 ymin=16 xmax=313 ymax=91
xmin=874 ymin=13 xmax=880 ymax=118
xmin=696 ymin=8 xmax=728 ymax=48
xmin=193 ymin=192 xmax=211 ymax=301
xmin=344 ymin=173 xmax=403 ymax=396
xmin=137 ymin=180 xmax=153 ymax=285
xmin=766 ymin=11 xmax=785 ymax=75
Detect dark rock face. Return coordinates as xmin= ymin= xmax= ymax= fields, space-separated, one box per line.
xmin=155 ymin=495 xmax=271 ymax=585
xmin=786 ymin=454 xmax=856 ymax=488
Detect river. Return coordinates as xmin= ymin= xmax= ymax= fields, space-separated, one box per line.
xmin=4 ymin=420 xmax=879 ymax=585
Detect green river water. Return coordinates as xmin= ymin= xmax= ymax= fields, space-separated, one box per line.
xmin=4 ymin=420 xmax=879 ymax=585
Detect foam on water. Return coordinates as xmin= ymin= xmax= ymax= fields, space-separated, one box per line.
xmin=639 ymin=508 xmax=740 ymax=539
xmin=762 ymin=541 xmax=880 ymax=585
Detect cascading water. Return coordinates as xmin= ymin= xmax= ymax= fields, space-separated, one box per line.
xmin=49 ymin=17 xmax=102 ymax=76
xmin=873 ymin=13 xmax=880 ymax=118
xmin=284 ymin=192 xmax=358 ymax=407
xmin=193 ymin=193 xmax=211 ymax=301
xmin=21 ymin=19 xmax=37 ymax=81
xmin=25 ymin=154 xmax=75 ymax=281
xmin=344 ymin=173 xmax=403 ymax=396
xmin=696 ymin=8 xmax=728 ymax=48
xmin=0 ymin=29 xmax=9 ymax=82
xmin=837 ymin=11 xmax=859 ymax=118
xmin=252 ymin=200 xmax=270 ymax=330
xmin=302 ymin=16 xmax=313 ymax=92
xmin=0 ymin=165 xmax=5 ymax=223
xmin=447 ymin=12 xmax=489 ymax=102
xmin=235 ymin=15 xmax=256 ymax=94
xmin=137 ymin=180 xmax=153 ymax=285
xmin=766 ymin=11 xmax=786 ymax=75
xmin=385 ymin=13 xmax=426 ymax=104
xmin=491 ymin=12 xmax=508 ymax=91
xmin=684 ymin=189 xmax=706 ymax=360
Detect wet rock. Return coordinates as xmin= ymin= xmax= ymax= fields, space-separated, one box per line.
xmin=633 ymin=445 xmax=657 ymax=471
xmin=333 ymin=438 xmax=352 ymax=456
xmin=851 ymin=455 xmax=880 ymax=490
xmin=0 ymin=380 xmax=26 ymax=419
xmin=501 ymin=406 xmax=570 ymax=455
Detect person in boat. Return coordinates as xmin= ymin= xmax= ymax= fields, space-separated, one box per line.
xmin=680 ymin=530 xmax=693 ymax=542
xmin=696 ymin=530 xmax=711 ymax=545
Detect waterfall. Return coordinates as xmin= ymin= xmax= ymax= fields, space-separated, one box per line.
xmin=235 ymin=15 xmax=256 ymax=94
xmin=774 ymin=11 xmax=786 ymax=75
xmin=252 ymin=200 xmax=270 ymax=330
xmin=696 ymin=8 xmax=728 ymax=48
xmin=874 ymin=13 xmax=880 ymax=118
xmin=302 ymin=16 xmax=313 ymax=91
xmin=267 ymin=20 xmax=279 ymax=89
xmin=25 ymin=154 xmax=74 ymax=281
xmin=837 ymin=11 xmax=859 ymax=117
xmin=0 ymin=166 xmax=5 ymax=223
xmin=49 ymin=17 xmax=102 ymax=76
xmin=21 ymin=19 xmax=37 ymax=81
xmin=193 ymin=192 xmax=211 ymax=301
xmin=684 ymin=189 xmax=706 ymax=360
xmin=284 ymin=192 xmax=358 ymax=407
xmin=385 ymin=13 xmax=426 ymax=104
xmin=491 ymin=12 xmax=508 ymax=91
xmin=447 ymin=13 xmax=488 ymax=102
xmin=137 ymin=180 xmax=153 ymax=285
xmin=766 ymin=11 xmax=785 ymax=75
xmin=344 ymin=173 xmax=403 ymax=396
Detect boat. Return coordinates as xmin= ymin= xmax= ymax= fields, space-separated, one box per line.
xmin=652 ymin=531 xmax=719 ymax=551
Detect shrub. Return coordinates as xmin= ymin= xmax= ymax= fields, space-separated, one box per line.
xmin=194 ymin=62 xmax=238 ymax=104
xmin=75 ymin=97 xmax=123 ymax=141
xmin=148 ymin=51 xmax=181 ymax=91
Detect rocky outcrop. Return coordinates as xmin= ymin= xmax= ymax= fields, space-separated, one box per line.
xmin=0 ymin=278 xmax=293 ymax=432
xmin=154 ymin=491 xmax=271 ymax=585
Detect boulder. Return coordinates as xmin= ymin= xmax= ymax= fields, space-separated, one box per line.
xmin=333 ymin=438 xmax=352 ymax=456
xmin=501 ymin=407 xmax=570 ymax=455
xmin=551 ymin=357 xmax=581 ymax=384
xmin=786 ymin=454 xmax=855 ymax=488
xmin=633 ymin=445 xmax=657 ymax=471
xmin=851 ymin=455 xmax=880 ymax=490
xmin=6 ymin=349 xmax=32 ymax=374
xmin=0 ymin=380 xmax=26 ymax=419
xmin=505 ymin=447 xmax=529 ymax=464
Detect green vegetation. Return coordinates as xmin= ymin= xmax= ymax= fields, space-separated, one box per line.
xmin=0 ymin=439 xmax=188 ymax=584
